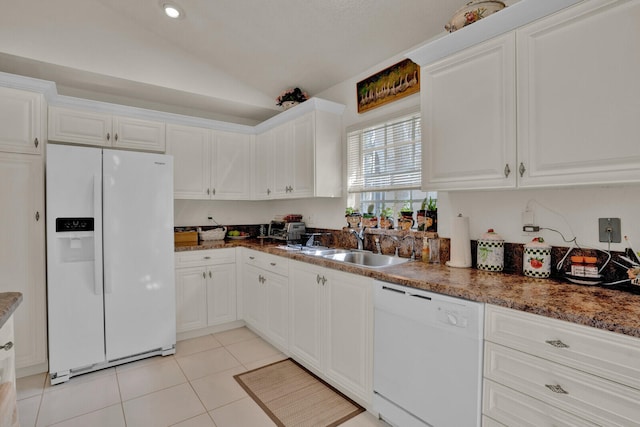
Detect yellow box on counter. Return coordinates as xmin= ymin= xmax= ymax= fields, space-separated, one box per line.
xmin=174 ymin=231 xmax=198 ymax=246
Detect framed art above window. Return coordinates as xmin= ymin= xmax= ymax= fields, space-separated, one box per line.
xmin=357 ymin=58 xmax=420 ymax=114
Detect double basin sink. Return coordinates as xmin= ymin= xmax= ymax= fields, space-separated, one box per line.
xmin=300 ymin=247 xmax=409 ymax=269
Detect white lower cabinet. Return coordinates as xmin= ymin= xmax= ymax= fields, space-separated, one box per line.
xmin=483 ymin=305 xmax=640 ymax=426
xmin=289 ymin=260 xmax=372 ymax=406
xmin=241 ymin=249 xmax=289 ymax=351
xmin=174 ymin=249 xmax=236 ymax=334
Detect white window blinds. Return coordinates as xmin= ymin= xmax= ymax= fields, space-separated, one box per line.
xmin=347 ymin=112 xmax=421 ymax=192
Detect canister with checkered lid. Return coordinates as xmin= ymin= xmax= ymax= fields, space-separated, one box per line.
xmin=477 ymin=229 xmax=504 ymax=271
xmin=523 ymin=237 xmax=551 ymax=278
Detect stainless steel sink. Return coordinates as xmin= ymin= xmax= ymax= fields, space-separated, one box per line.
xmin=300 ymin=248 xmax=352 ymax=256
xmin=321 ymin=251 xmax=409 ymax=268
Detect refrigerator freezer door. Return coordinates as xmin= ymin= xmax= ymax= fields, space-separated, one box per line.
xmin=102 ymin=149 xmax=175 ymax=360
xmin=46 ymin=144 xmax=106 ymax=374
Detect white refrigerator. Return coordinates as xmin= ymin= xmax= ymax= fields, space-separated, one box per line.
xmin=46 ymin=144 xmax=176 ymax=384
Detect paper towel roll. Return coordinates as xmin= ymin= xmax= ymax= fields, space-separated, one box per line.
xmin=446 ymin=214 xmax=472 ymax=268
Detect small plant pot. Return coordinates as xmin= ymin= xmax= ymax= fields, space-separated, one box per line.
xmin=362 ymin=216 xmax=378 ymax=228
xmin=346 ymin=215 xmax=361 ymax=228
xmin=379 ymin=218 xmax=393 ymax=229
xmin=426 ymin=210 xmax=437 ymax=232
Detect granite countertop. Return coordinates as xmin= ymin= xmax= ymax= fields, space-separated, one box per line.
xmin=0 ymin=293 xmax=22 ymax=329
xmin=177 ymin=239 xmax=640 ymax=338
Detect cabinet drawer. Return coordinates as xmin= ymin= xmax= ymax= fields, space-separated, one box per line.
xmin=484 ymin=342 xmax=640 ymax=426
xmin=243 ymin=249 xmax=288 ymax=276
xmin=485 ymin=304 xmax=640 ymax=390
xmin=175 ymin=248 xmax=235 ymax=268
xmin=483 ymin=379 xmax=598 ymax=427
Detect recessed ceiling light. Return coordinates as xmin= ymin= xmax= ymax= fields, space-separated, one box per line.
xmin=162 ymin=2 xmax=184 ymax=19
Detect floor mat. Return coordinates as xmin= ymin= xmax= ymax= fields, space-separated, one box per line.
xmin=234 ymin=358 xmax=365 ymax=427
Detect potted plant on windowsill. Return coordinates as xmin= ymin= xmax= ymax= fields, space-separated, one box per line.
xmin=362 ymin=204 xmax=378 ymax=228
xmin=398 ymin=201 xmax=414 ymax=230
xmin=345 ymin=207 xmax=361 ymax=228
xmin=379 ymin=206 xmax=394 ymax=229
xmin=417 ymin=197 xmax=437 ymax=231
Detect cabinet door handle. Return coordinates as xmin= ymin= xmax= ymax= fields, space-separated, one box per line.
xmin=34 ymin=137 xmax=39 ymax=148
xmin=107 ymin=132 xmax=110 ymax=141
xmin=545 ymin=340 xmax=569 ymax=349
xmin=35 ymin=211 xmax=40 ymax=221
xmin=114 ymin=133 xmax=119 ymax=142
xmin=209 ymin=271 xmax=212 ymax=278
xmin=202 ymin=272 xmax=206 ymax=279
xmin=519 ymin=162 xmax=526 ymax=177
xmin=316 ymin=274 xmax=321 ymax=284
xmin=270 ymin=262 xmax=276 ymax=266
xmin=0 ymin=341 xmax=13 ymax=351
xmin=504 ymin=163 xmax=511 ymax=178
xmin=321 ymin=276 xmax=327 ymax=286
xmin=207 ymin=188 xmax=210 ymax=195
xmin=267 ymin=188 xmax=271 ymax=195
xmin=212 ymin=188 xmax=216 ymax=196
xmin=545 ymin=384 xmax=568 ymax=395
xmin=249 ymin=256 xmax=255 ymax=260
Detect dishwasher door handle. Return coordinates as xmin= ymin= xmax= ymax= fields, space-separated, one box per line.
xmin=382 ymin=286 xmax=405 ymax=294
xmin=409 ymin=293 xmax=432 ymax=301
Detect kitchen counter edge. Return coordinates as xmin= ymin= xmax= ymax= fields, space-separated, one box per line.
xmin=0 ymin=293 xmax=23 ymax=329
xmin=176 ymin=240 xmax=640 ymax=338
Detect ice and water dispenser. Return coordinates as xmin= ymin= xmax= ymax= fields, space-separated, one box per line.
xmin=55 ymin=217 xmax=96 ymax=262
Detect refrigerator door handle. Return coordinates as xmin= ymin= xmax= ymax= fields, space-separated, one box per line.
xmin=102 ymin=173 xmax=113 ymax=295
xmin=93 ymin=173 xmax=103 ymax=296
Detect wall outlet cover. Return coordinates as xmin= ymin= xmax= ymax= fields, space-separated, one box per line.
xmin=598 ymin=217 xmax=621 ymax=243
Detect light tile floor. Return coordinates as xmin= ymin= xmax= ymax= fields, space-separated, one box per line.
xmin=16 ymin=327 xmax=388 ymax=427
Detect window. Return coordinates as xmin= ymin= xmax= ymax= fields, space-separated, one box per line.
xmin=347 ymin=112 xmax=435 ymax=217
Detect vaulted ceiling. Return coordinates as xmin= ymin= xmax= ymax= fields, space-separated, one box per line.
xmin=0 ymin=0 xmax=517 ymax=124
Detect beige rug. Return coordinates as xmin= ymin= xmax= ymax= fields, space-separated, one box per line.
xmin=234 ymin=359 xmax=364 ymax=427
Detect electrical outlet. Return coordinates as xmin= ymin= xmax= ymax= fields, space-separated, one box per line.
xmin=598 ymin=217 xmax=621 ymax=243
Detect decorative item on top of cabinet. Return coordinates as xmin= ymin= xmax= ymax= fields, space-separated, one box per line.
xmin=276 ymin=87 xmax=309 ymax=110
xmin=0 ymin=86 xmax=44 ymax=155
xmin=445 ymin=0 xmax=506 ymax=33
xmin=48 ymin=106 xmax=166 ymax=152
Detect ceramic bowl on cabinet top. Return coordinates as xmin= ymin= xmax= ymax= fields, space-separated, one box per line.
xmin=445 ymin=0 xmax=506 ymax=33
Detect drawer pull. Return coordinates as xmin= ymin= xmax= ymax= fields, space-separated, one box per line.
xmin=0 ymin=341 xmax=13 ymax=351
xmin=546 ymin=339 xmax=570 ymax=349
xmin=270 ymin=262 xmax=277 ymax=266
xmin=545 ymin=384 xmax=568 ymax=395
xmin=249 ymin=256 xmax=255 ymax=260
xmin=203 ymin=256 xmax=211 ymax=260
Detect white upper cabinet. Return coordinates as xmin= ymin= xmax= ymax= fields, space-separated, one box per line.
xmin=422 ymin=33 xmax=516 ymax=190
xmin=416 ymin=0 xmax=640 ymax=190
xmin=0 ymin=87 xmax=44 ymax=155
xmin=516 ymin=0 xmax=640 ymax=187
xmin=211 ymin=130 xmax=252 ymax=199
xmin=253 ymin=130 xmax=275 ymax=199
xmin=48 ymin=106 xmax=166 ymax=152
xmin=254 ymin=99 xmax=344 ymax=200
xmin=167 ymin=123 xmax=252 ymax=200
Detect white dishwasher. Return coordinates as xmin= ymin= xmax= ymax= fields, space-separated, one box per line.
xmin=373 ymin=281 xmax=484 ymax=427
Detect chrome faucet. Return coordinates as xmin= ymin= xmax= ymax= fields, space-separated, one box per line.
xmin=350 ymin=227 xmax=366 ymax=251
